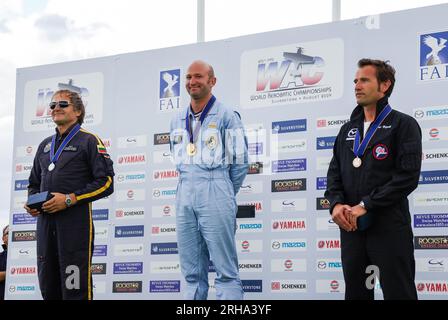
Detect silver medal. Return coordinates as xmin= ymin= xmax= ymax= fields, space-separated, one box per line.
xmin=352 ymin=157 xmax=362 ymax=168
xmin=48 ymin=163 xmax=55 ymax=171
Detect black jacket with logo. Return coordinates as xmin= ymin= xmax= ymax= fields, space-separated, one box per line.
xmin=28 ymin=125 xmax=115 ymax=206
xmin=325 ymin=97 xmax=422 ymax=230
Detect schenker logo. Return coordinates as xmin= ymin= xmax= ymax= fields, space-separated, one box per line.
xmin=151 ymin=224 xmax=176 ymax=236
xmin=238 ymin=260 xmax=263 ymax=272
xmin=271 ymin=219 xmax=306 ymax=231
xmin=12 ymin=230 xmax=36 ymax=242
xmin=415 ymin=236 xmax=448 ymax=249
xmin=10 ymin=266 xmax=37 ymax=276
xmin=416 ymin=281 xmax=448 ymax=294
xmin=317 ymin=238 xmax=340 ymax=250
xmin=117 ymin=153 xmax=146 ymax=165
xmin=271 ymin=178 xmax=306 ymax=192
xmin=271 ymin=280 xmax=307 ymax=293
xmin=115 ymin=208 xmax=145 ymax=219
xmin=112 ymin=281 xmax=142 ymax=293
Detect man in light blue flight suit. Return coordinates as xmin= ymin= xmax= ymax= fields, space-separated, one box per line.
xmin=170 ymin=60 xmax=248 ymax=300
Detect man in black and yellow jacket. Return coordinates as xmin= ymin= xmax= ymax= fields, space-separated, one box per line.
xmin=26 ymin=89 xmax=114 ymax=300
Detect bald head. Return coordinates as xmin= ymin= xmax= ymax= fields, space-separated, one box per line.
xmin=188 ymin=60 xmax=215 ymax=79
xmin=185 ymin=60 xmax=217 ymax=105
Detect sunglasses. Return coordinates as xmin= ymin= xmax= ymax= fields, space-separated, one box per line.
xmin=49 ymin=101 xmax=71 ymax=110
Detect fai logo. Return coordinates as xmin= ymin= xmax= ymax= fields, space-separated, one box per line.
xmin=159 ymin=69 xmax=181 ymax=112
xmin=419 ymin=31 xmax=448 ymax=81
xmin=373 ymin=144 xmax=389 ymax=160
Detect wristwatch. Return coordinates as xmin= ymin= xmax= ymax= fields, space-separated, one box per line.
xmin=359 ymin=200 xmax=365 ymax=209
xmin=65 ymin=194 xmax=72 ymax=207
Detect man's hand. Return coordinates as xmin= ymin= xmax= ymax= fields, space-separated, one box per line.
xmin=42 ymin=193 xmax=68 ymax=214
xmin=348 ymin=205 xmax=367 ymax=230
xmin=24 ymin=205 xmax=40 ymax=217
xmin=331 ymin=203 xmax=356 ymax=232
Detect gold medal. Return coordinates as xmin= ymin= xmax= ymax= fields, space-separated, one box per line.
xmin=352 ymin=157 xmax=362 ymax=168
xmin=186 ymin=143 xmax=196 ymax=156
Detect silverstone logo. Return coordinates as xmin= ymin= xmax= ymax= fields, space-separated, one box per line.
xmin=240 ymin=38 xmax=344 ymax=108
xmin=151 ymin=242 xmax=178 ymax=255
xmin=159 ymin=69 xmax=181 ymax=113
xmin=419 ymin=170 xmax=448 ymax=184
xmin=115 ymin=225 xmax=144 ymax=238
xmin=419 ymin=31 xmax=448 ymax=82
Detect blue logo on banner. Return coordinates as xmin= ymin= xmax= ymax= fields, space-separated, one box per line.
xmin=414 ymin=214 xmax=448 ymax=228
xmin=160 ymin=69 xmax=180 ymax=99
xmin=419 ymin=170 xmax=448 ymax=184
xmin=113 ymin=262 xmax=143 ymax=274
xmin=272 ymin=158 xmax=306 ymax=173
xmin=316 ymin=177 xmax=327 ymax=190
xmin=92 ymin=209 xmax=109 ymax=221
xmin=248 ymin=143 xmax=263 ymax=155
xmin=151 ymin=242 xmax=178 ymax=255
xmin=316 ymin=136 xmax=336 ymax=150
xmin=242 ymin=280 xmax=263 ymax=293
xmin=420 ymin=31 xmax=448 ymax=67
xmin=14 ymin=179 xmax=28 ymax=191
xmin=150 ymin=280 xmax=181 ymax=293
xmin=12 ymin=213 xmax=37 ymax=225
xmin=93 ymin=245 xmax=107 ymax=257
xmin=272 ymin=119 xmax=306 ymax=134
xmin=115 ymin=225 xmax=144 ymax=238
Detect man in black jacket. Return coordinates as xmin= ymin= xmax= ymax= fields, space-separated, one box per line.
xmin=25 ymin=90 xmax=114 ymax=300
xmin=325 ymin=59 xmax=422 ymax=300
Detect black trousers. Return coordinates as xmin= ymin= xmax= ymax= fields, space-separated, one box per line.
xmin=340 ymin=226 xmax=417 ymax=300
xmin=36 ymin=203 xmax=94 ymax=300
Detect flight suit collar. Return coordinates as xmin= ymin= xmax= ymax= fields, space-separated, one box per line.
xmin=181 ymin=97 xmax=218 ymax=120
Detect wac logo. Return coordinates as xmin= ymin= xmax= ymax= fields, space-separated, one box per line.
xmin=257 ymin=47 xmax=324 ymax=91
xmin=36 ymin=79 xmax=89 ymax=117
xmin=159 ymin=69 xmax=181 ymax=112
xmin=419 ymin=31 xmax=448 ymax=81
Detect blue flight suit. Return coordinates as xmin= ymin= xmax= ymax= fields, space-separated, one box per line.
xmin=28 ymin=124 xmax=114 ymax=300
xmin=170 ymin=98 xmax=248 ymax=300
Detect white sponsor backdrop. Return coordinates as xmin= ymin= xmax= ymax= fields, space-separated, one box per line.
xmin=6 ymin=4 xmax=448 ymax=299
